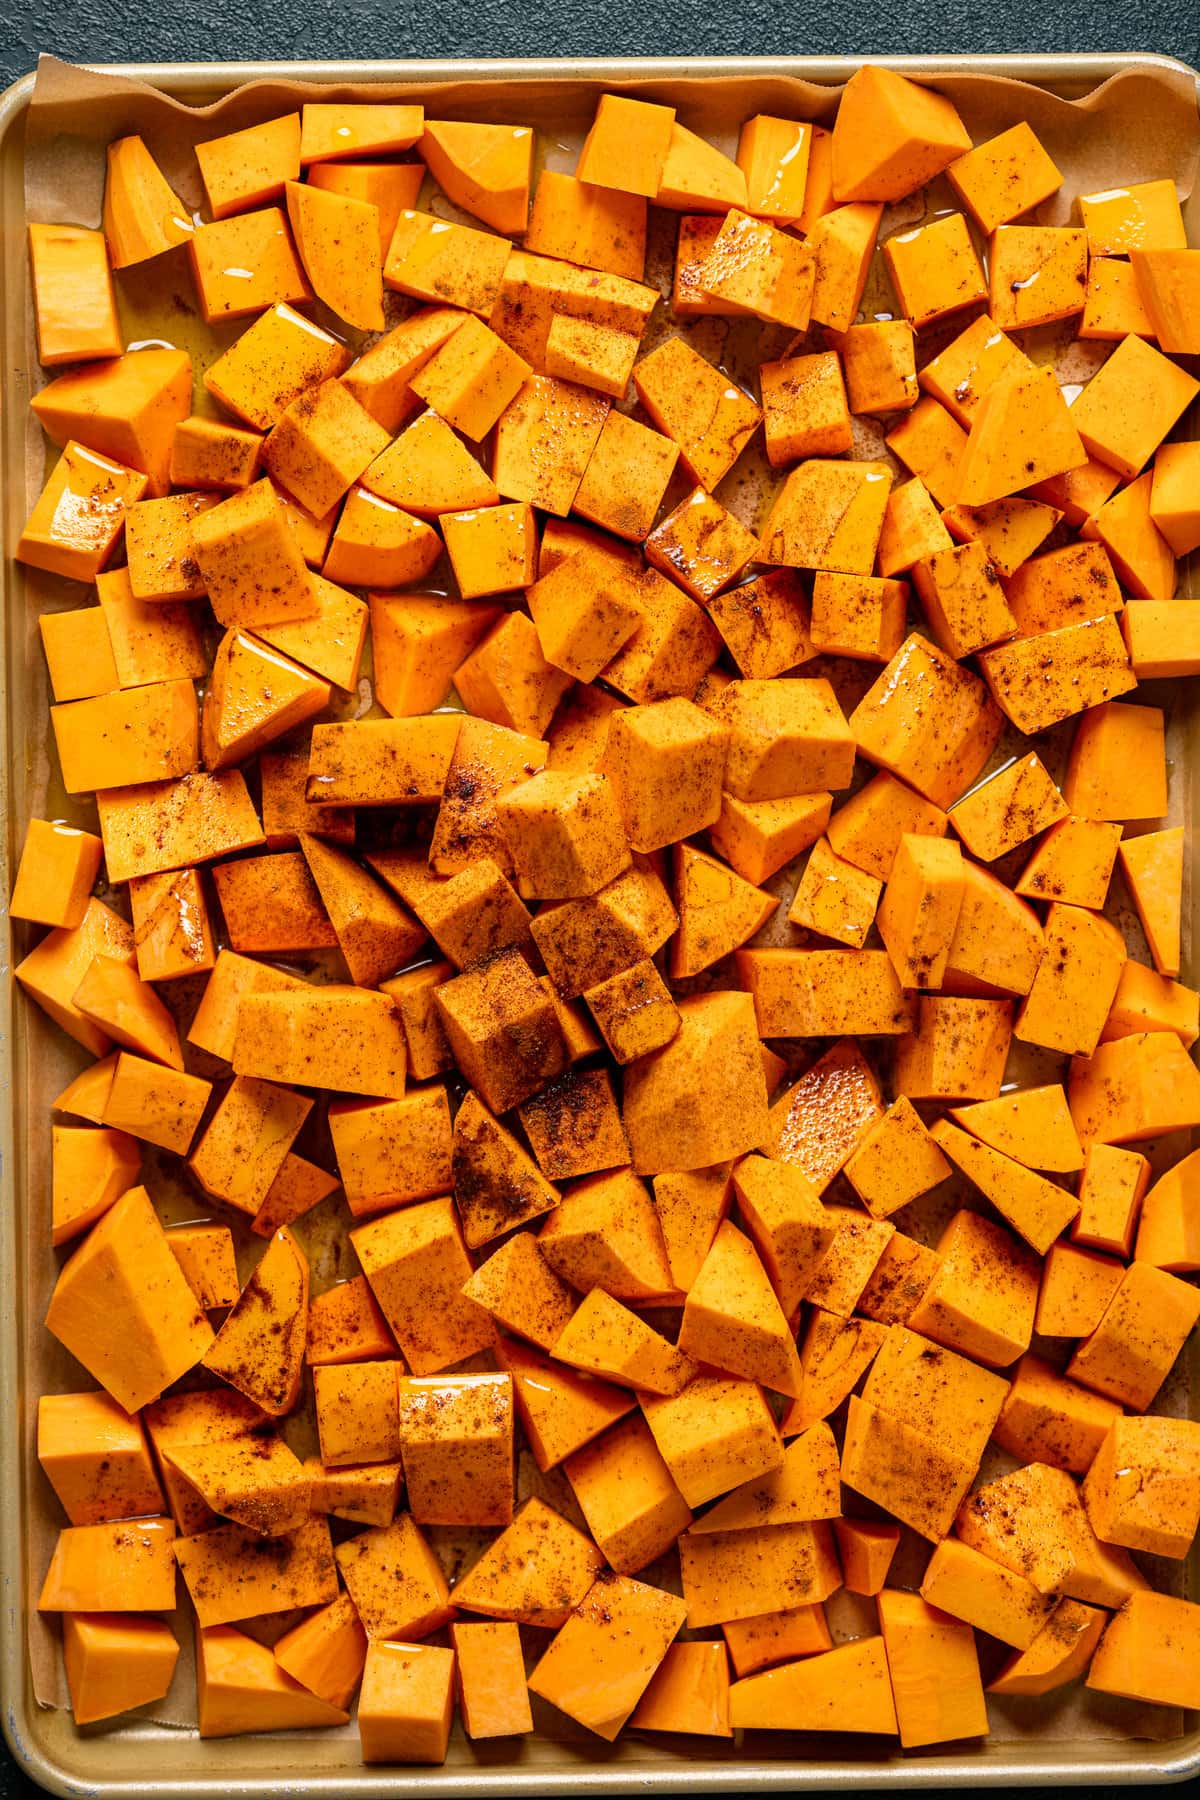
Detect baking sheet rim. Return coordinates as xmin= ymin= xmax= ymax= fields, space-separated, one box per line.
xmin=3 ymin=47 xmax=1200 ymax=1800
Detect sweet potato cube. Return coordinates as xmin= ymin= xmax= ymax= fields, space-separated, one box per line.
xmin=333 ymin=1511 xmax=452 ymax=1644
xmin=1083 ymin=1415 xmax=1200 ymax=1559
xmin=306 ymin=1276 xmax=395 ymax=1367
xmin=832 ymin=65 xmax=969 ymax=202
xmin=61 ymin=1613 xmax=179 ymax=1726
xmin=188 ymin=207 xmax=309 ymax=323
xmin=933 ymin=1118 xmax=1079 ymax=1257
xmin=584 ymin=959 xmax=680 ymax=1065
xmin=758 ymin=458 xmax=890 ymax=574
xmin=37 ymin=1390 xmax=164 ymax=1527
xmin=326 ymin=1089 xmax=451 ymax=1223
xmin=722 ymin=1603 xmax=832 ymax=1677
xmin=188 ymin=1075 xmax=310 ymax=1217
xmin=39 ymin=1516 xmax=176 ymax=1615
xmin=729 ymin=1156 xmax=836 ymax=1315
xmin=877 ymin=477 xmax=954 ymax=576
xmin=680 ymin=1518 xmax=840 ymax=1628
xmin=993 ymin=1351 xmax=1122 ymax=1476
xmin=571 ymin=409 xmax=679 ymax=544
xmin=672 ymin=842 xmax=775 ymax=974
xmin=601 ymin=696 xmax=728 ymax=852
xmin=694 ymin=209 xmax=815 ymax=330
xmin=531 ymin=861 xmax=677 ymax=996
xmin=435 ymin=947 xmax=567 ymax=1113
xmin=1016 ymin=903 xmax=1126 ymax=1058
xmin=710 ymin=792 xmax=831 ymax=886
xmin=988 ymin=224 xmax=1087 ymax=330
xmin=718 ymin=678 xmax=854 ymax=804
xmin=46 ymin=1186 xmax=213 ymax=1413
xmin=39 ymin=605 xmax=120 ymax=703
xmin=28 ymin=221 xmax=121 ymax=367
xmin=196 ymin=1620 xmax=348 ymax=1736
xmin=15 ymin=897 xmax=134 ymax=1057
xmin=850 ymin=633 xmax=1001 ymax=810
xmin=736 ymin=113 xmax=812 ymax=219
xmin=1036 ymin=1242 xmax=1123 ymax=1337
xmin=808 ymin=201 xmax=883 ymax=331
xmin=1071 ymin=333 xmax=1198 ymax=482
xmin=453 ymin=612 xmax=571 ymax=738
xmin=809 ymin=571 xmax=907 ymax=665
xmin=563 ymin=1411 xmax=692 ymax=1575
xmin=441 ymin=502 xmax=537 ymax=601
xmin=834 ymin=1519 xmax=900 ymax=1597
xmin=554 ymin=1290 xmax=693 ymax=1396
xmin=956 ymin=1461 xmax=1148 ymax=1607
xmin=841 ymin=1399 xmax=977 ymax=1542
xmin=946 ymin=120 xmax=1062 ymax=232
xmin=877 ymin=1590 xmax=987 ymax=1749
xmin=633 ymin=334 xmax=761 ymax=488
xmin=843 ymin=1095 xmax=950 ymax=1219
xmin=1119 ymin=826 xmax=1182 ymax=981
xmin=1086 ymin=1592 xmax=1200 ymax=1712
xmin=528 ymin=169 xmax=647 ymax=284
xmin=17 ymin=440 xmax=148 ymax=582
xmin=11 ymin=819 xmax=103 ymax=931
xmin=841 ymin=319 xmax=918 ymax=416
xmin=272 ymin=1591 xmax=368 ymax=1714
xmin=921 ymin=1537 xmax=1057 ymax=1650
xmin=528 ymin=1573 xmax=686 ymax=1741
xmin=495 ymin=770 xmax=630 ymax=902
xmin=450 ymin=1621 xmax=533 ymax=1739
xmin=492 ymin=374 xmax=610 ymax=517
xmin=397 ymin=1373 xmax=514 ymax=1526
xmin=357 ymin=1640 xmax=455 ymax=1764
xmin=574 ymin=93 xmax=675 ymax=197
xmin=730 ymin=1636 xmax=895 ymax=1735
xmin=1068 ymin=1260 xmax=1200 ymax=1409
xmin=644 ymin=486 xmax=757 ymax=601
xmin=908 ymin=1207 xmax=1038 ymax=1367
xmin=884 ymin=211 xmax=986 ymax=328
xmin=895 ymin=994 xmax=1012 ymax=1102
xmin=631 ymin=1640 xmax=732 ymax=1737
xmin=759 ymin=1037 xmax=890 ymax=1184
xmin=52 ymin=679 xmax=198 ymax=797
xmin=988 ymin=1599 xmax=1107 ymax=1698
xmin=162 ymin=1430 xmax=310 ymax=1537
xmin=352 ymin=1195 xmax=494 ymax=1375
xmin=1088 ymin=469 xmax=1177 ymax=600
xmin=877 ymin=832 xmax=964 ymax=991
xmin=622 ymin=991 xmax=768 ymax=1175
xmin=1129 ymin=245 xmax=1200 ymax=353
xmin=679 ymin=1222 xmax=802 ymax=1397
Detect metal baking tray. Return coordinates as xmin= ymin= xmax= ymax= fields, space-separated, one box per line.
xmin=3 ymin=52 xmax=1200 ymax=1799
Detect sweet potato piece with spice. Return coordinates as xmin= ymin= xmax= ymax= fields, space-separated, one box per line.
xmin=37 ymin=1390 xmax=164 ymax=1527
xmin=730 ymin=1636 xmax=896 ymax=1736
xmin=39 ymin=1517 xmax=177 ymax=1614
xmin=623 ymin=991 xmax=769 ymax=1175
xmin=453 ymin=1495 xmax=603 ymax=1627
xmin=203 ymin=1228 xmax=309 ymax=1417
xmin=529 ymin=1572 xmax=687 ymax=1742
xmin=397 ymin=1373 xmax=514 ymax=1527
xmin=352 ymin=1196 xmax=495 ymax=1374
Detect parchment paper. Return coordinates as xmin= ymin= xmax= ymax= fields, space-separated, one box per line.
xmin=16 ymin=49 xmax=1200 ymax=1758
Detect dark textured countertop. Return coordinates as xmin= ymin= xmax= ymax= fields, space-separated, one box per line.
xmin=2 ymin=7 xmax=1198 ymax=1797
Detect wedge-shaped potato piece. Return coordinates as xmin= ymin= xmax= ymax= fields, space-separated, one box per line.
xmin=334 ymin=1512 xmax=453 ymax=1640
xmin=781 ymin=1311 xmax=887 ymax=1437
xmin=553 ymin=1290 xmax=694 ymax=1397
xmin=930 ymin=1119 xmax=1079 ymax=1256
xmin=175 ymin=1513 xmax=337 ymax=1628
xmin=528 ymin=1573 xmax=687 ymax=1742
xmin=454 ymin=1496 xmax=604 ymax=1628
xmin=951 ymin=1084 xmax=1083 ymax=1174
xmin=422 ymin=120 xmax=533 ymax=235
xmin=496 ymin=1335 xmax=634 ymax=1468
xmin=299 ymin=834 xmax=425 ymax=987
xmin=103 ymin=135 xmax=193 ymax=268
xmin=197 ymin=1623 xmax=349 ymax=1737
xmin=731 ymin=1155 xmax=837 ymax=1316
xmin=46 ymin=1186 xmax=214 ymax=1414
xmin=273 ymin=1592 xmax=368 ymax=1713
xmin=163 ymin=1433 xmax=311 ymax=1538
xmin=730 ymin=1636 xmax=897 ymax=1734
xmin=203 ymin=1227 xmax=309 ymax=1417
xmin=285 ymin=181 xmax=382 ymax=330
xmin=1119 ymin=826 xmax=1183 ymax=978
xmin=832 ymin=66 xmax=970 ymax=203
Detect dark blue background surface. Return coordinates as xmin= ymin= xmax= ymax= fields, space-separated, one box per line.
xmin=2 ymin=5 xmax=1198 ymax=1795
